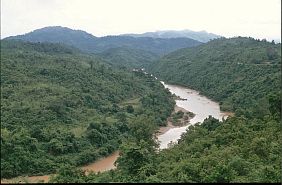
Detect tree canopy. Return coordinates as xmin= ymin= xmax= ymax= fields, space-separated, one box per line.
xmin=0 ymin=40 xmax=174 ymax=178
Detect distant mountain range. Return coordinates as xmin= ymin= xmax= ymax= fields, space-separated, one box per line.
xmin=121 ymin=29 xmax=222 ymax=43
xmin=5 ymin=26 xmax=202 ymax=55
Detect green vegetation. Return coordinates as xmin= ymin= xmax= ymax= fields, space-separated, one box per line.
xmin=169 ymin=110 xmax=194 ymax=126
xmin=149 ymin=37 xmax=281 ymax=114
xmin=51 ymin=95 xmax=281 ymax=183
xmin=97 ymin=47 xmax=159 ymax=69
xmin=172 ymin=110 xmax=184 ymax=121
xmin=1 ymin=35 xmax=281 ymax=183
xmin=50 ymin=37 xmax=281 ymax=183
xmin=0 ymin=40 xmax=174 ymax=178
xmin=137 ymin=101 xmax=281 ymax=183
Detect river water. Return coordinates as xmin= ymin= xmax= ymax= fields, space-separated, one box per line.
xmin=1 ymin=81 xmax=232 ymax=183
xmin=158 ymin=81 xmax=231 ymax=149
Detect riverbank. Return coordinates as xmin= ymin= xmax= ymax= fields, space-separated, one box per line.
xmin=1 ymin=175 xmax=51 ymax=184
xmin=1 ymin=82 xmax=234 ymax=183
xmin=1 ymin=151 xmax=120 ymax=184
xmin=157 ymin=105 xmax=194 ymax=136
xmin=158 ymin=82 xmax=235 ymax=149
xmin=82 ymin=151 xmax=119 ymax=175
xmin=222 ymin=111 xmax=235 ymax=119
xmin=1 ymin=104 xmax=190 ymax=184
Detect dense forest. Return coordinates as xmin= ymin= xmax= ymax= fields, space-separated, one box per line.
xmin=0 ymin=40 xmax=175 ymax=178
xmin=48 ymin=37 xmax=281 ymax=183
xmin=52 ymin=100 xmax=280 ymax=183
xmin=97 ymin=47 xmax=158 ymax=69
xmin=1 ymin=34 xmax=281 ymax=183
xmin=149 ymin=37 xmax=281 ymax=114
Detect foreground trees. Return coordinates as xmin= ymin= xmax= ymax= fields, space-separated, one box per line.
xmin=0 ymin=40 xmax=174 ymax=178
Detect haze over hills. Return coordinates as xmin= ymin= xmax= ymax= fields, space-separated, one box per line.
xmin=121 ymin=29 xmax=222 ymax=43
xmin=5 ymin=26 xmax=202 ymax=56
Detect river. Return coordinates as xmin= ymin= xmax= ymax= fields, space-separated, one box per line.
xmin=1 ymin=151 xmax=120 ymax=183
xmin=1 ymin=81 xmax=232 ymax=183
xmin=158 ymin=82 xmax=232 ymax=149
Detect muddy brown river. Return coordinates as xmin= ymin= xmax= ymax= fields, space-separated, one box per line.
xmin=1 ymin=81 xmax=232 ymax=183
xmin=158 ymin=82 xmax=232 ymax=149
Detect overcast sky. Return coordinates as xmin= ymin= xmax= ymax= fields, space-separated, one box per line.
xmin=1 ymin=0 xmax=281 ymax=41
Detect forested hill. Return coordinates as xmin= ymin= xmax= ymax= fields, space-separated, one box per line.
xmin=97 ymin=47 xmax=159 ymax=68
xmin=0 ymin=40 xmax=175 ymax=178
xmin=149 ymin=37 xmax=281 ymax=114
xmin=5 ymin=26 xmax=202 ymax=55
xmin=49 ymin=37 xmax=281 ymax=183
xmin=2 ymin=37 xmax=281 ymax=183
xmin=46 ymin=37 xmax=281 ymax=183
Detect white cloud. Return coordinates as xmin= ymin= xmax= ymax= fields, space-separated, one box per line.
xmin=1 ymin=0 xmax=281 ymax=41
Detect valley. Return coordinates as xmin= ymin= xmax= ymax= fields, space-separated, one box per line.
xmin=1 ymin=28 xmax=281 ymax=183
xmin=1 ymin=80 xmax=233 ymax=183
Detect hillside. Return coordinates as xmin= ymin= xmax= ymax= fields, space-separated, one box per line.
xmin=0 ymin=40 xmax=175 ymax=178
xmin=149 ymin=37 xmax=281 ymax=113
xmin=4 ymin=26 xmax=98 ymax=53
xmin=48 ymin=37 xmax=281 ymax=183
xmin=1 ymin=35 xmax=281 ymax=184
xmin=97 ymin=47 xmax=159 ymax=69
xmin=5 ymin=26 xmax=202 ymax=55
xmin=121 ymin=29 xmax=221 ymax=43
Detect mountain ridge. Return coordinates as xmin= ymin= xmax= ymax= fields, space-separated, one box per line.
xmin=120 ymin=29 xmax=222 ymax=43
xmin=5 ymin=26 xmax=202 ymax=55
